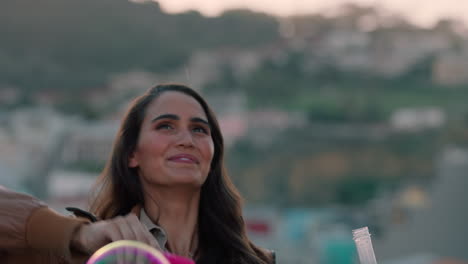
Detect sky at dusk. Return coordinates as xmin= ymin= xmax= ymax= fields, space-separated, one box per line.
xmin=156 ymin=0 xmax=468 ymax=27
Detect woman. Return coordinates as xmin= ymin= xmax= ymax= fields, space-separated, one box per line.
xmin=0 ymin=84 xmax=274 ymax=263
xmin=84 ymin=83 xmax=273 ymax=263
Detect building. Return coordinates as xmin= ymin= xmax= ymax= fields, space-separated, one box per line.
xmin=433 ymin=53 xmax=468 ymax=86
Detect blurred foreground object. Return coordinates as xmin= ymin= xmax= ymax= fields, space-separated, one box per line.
xmin=353 ymin=227 xmax=378 ymax=264
xmin=87 ymin=240 xmax=194 ymax=264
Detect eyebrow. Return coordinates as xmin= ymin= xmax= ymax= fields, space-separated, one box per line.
xmin=151 ymin=114 xmax=210 ymax=127
xmin=191 ymin=117 xmax=210 ymax=127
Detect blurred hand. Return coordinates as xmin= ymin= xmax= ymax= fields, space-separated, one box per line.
xmin=71 ymin=213 xmax=161 ymax=255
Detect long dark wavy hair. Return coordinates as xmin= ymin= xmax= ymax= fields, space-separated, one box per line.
xmin=89 ymin=84 xmax=272 ymax=264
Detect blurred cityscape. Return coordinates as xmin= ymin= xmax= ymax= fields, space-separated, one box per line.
xmin=1 ymin=1 xmax=468 ymax=263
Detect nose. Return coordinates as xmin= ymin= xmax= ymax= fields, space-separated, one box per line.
xmin=177 ymin=129 xmax=194 ymax=148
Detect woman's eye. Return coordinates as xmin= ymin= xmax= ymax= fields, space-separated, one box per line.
xmin=156 ymin=123 xmax=173 ymax=130
xmin=193 ymin=126 xmax=208 ymax=134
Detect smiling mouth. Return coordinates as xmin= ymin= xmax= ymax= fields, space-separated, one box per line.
xmin=169 ymin=157 xmax=197 ymax=164
xmin=167 ymin=154 xmax=199 ymax=164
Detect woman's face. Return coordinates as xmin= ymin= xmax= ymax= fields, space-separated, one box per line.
xmin=129 ymin=91 xmax=214 ymax=188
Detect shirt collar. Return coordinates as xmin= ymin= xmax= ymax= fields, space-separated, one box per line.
xmin=139 ymin=208 xmax=168 ymax=249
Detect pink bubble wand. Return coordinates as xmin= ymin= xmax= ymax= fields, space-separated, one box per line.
xmin=87 ymin=240 xmax=195 ymax=264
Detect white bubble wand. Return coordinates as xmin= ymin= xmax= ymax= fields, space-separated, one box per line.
xmin=352 ymin=227 xmax=378 ymax=264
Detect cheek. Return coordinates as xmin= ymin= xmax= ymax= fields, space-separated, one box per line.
xmin=202 ymin=140 xmax=215 ymax=165
xmin=138 ymin=135 xmax=169 ymax=159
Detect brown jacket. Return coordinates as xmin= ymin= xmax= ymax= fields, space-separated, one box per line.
xmin=0 ymin=186 xmax=89 ymax=263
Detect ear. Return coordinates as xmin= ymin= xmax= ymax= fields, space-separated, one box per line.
xmin=128 ymin=151 xmax=139 ymax=168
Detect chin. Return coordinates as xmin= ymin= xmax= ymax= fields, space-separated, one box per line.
xmin=170 ymin=174 xmax=205 ymax=186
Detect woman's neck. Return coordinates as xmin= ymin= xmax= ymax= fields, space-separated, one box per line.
xmin=143 ymin=187 xmax=200 ymax=258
